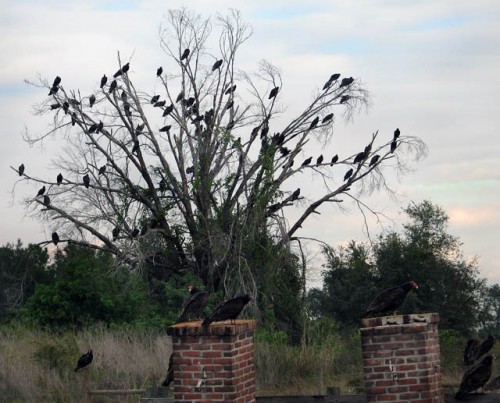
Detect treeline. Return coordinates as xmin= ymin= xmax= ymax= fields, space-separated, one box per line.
xmin=1 ymin=200 xmax=499 ymax=338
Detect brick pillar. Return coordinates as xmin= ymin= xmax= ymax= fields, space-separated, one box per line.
xmin=167 ymin=319 xmax=256 ymax=403
xmin=361 ymin=313 xmax=442 ymax=403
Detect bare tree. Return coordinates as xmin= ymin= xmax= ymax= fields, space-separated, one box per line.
xmin=13 ymin=9 xmax=426 ymax=322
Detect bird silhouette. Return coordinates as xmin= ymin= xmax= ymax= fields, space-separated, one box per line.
xmin=339 ymin=77 xmax=354 ymax=87
xmin=150 ymin=95 xmax=160 ymax=104
xmin=322 ymin=73 xmax=340 ymax=90
xmin=291 ymin=188 xmax=301 ymax=201
xmin=96 ymin=121 xmax=103 ymax=133
xmin=112 ymin=226 xmax=120 ymax=240
xmin=83 ymin=174 xmax=90 ymax=188
xmin=89 ymin=94 xmax=96 ymax=108
xmin=88 ymin=123 xmax=98 ymax=133
xmin=309 ymin=116 xmax=319 ymax=130
xmin=132 ymin=140 xmax=140 ymax=154
xmin=98 ymin=166 xmax=106 ymax=175
xmin=343 ymin=168 xmax=353 ymax=181
xmin=159 ymin=125 xmax=171 ymax=133
xmin=52 ymin=76 xmax=61 ymax=87
xmin=108 ymin=80 xmax=117 ymax=93
xmin=48 ymin=86 xmax=59 ymax=96
xmin=154 ymin=100 xmax=166 ymax=108
xmin=302 ymin=157 xmax=312 ymax=166
xmin=71 ymin=113 xmax=77 ymax=126
xmin=340 ymin=95 xmax=350 ymax=104
xmin=156 ymin=66 xmax=163 ymax=77
xmin=455 ymin=354 xmax=495 ymax=400
xmin=369 ymin=155 xmax=380 ymax=167
xmin=394 ymin=128 xmax=400 ymax=139
xmin=121 ymin=63 xmax=130 ymax=74
xmin=75 ymin=350 xmax=93 ymax=372
xmin=37 ymin=186 xmax=46 ymax=197
xmin=364 ymin=281 xmax=418 ymax=318
xmin=100 ymin=75 xmax=107 ymax=89
xmin=390 ymin=140 xmax=398 ymax=153
xmin=43 ymin=195 xmax=50 ymax=206
xmin=353 ymin=152 xmax=365 ymax=164
xmin=322 ymin=113 xmax=334 ymax=124
xmin=52 ymin=232 xmax=60 ymax=246
xmin=330 ymin=155 xmax=339 ymax=166
xmin=202 ymin=294 xmax=252 ymax=327
xmin=269 ymin=86 xmax=279 ymax=99
xmin=224 ymin=84 xmax=237 ymax=95
xmin=57 ymin=173 xmax=63 ymax=185
xmin=212 ymin=59 xmax=223 ymax=71
xmin=50 ymin=103 xmax=61 ymax=110
xmin=163 ymin=104 xmax=174 ymax=116
xmin=18 ymin=164 xmax=25 ymax=176
xmin=181 ymin=48 xmax=190 ymax=60
xmin=185 ymin=97 xmax=195 ymax=107
xmin=316 ymin=155 xmax=324 ymax=164
xmin=176 ymin=286 xmax=209 ymax=324
xmin=176 ymin=91 xmax=184 ymax=103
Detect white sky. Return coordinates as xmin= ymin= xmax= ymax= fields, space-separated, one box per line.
xmin=1 ymin=0 xmax=499 ymax=286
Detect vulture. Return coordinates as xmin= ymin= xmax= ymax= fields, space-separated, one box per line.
xmin=353 ymin=152 xmax=366 ymax=164
xmin=112 ymin=226 xmax=120 ymax=241
xmin=48 ymin=86 xmax=59 ymax=96
xmin=363 ymin=281 xmax=418 ymax=318
xmin=269 ymin=86 xmax=279 ymax=99
xmin=43 ymin=195 xmax=50 ymax=206
xmin=339 ymin=76 xmax=354 ymax=87
xmin=455 ymin=354 xmax=495 ymax=400
xmin=212 ymin=59 xmax=223 ymax=71
xmin=476 ymin=335 xmax=496 ymax=360
xmin=181 ymin=48 xmax=190 ymax=60
xmin=83 ymin=174 xmax=90 ymax=189
xmin=52 ymin=232 xmax=60 ymax=246
xmin=108 ymin=80 xmax=117 ymax=93
xmin=98 ymin=166 xmax=106 ymax=176
xmin=37 ymin=186 xmax=46 ymax=197
xmin=394 ymin=128 xmax=401 ymax=139
xmin=322 ymin=73 xmax=340 ymax=90
xmin=309 ymin=116 xmax=319 ymax=130
xmin=100 ymin=74 xmax=107 ymax=89
xmin=330 ymin=155 xmax=339 ymax=165
xmin=156 ymin=66 xmax=163 ymax=77
xmin=161 ymin=353 xmax=174 ymax=387
xmin=175 ymin=286 xmax=209 ymax=324
xmin=52 ymin=76 xmax=62 ymax=87
xmin=343 ymin=168 xmax=353 ymax=181
xmin=88 ymin=123 xmax=98 ymax=133
xmin=390 ymin=139 xmax=398 ymax=153
xmin=291 ymin=188 xmax=301 ymax=201
xmin=322 ymin=113 xmax=334 ymax=124
xmin=18 ymin=164 xmax=25 ymax=176
xmin=150 ymin=95 xmax=160 ymax=104
xmin=316 ymin=155 xmax=324 ymax=165
xmin=75 ymin=349 xmax=93 ymax=372
xmin=57 ymin=173 xmax=63 ymax=185
xmin=113 ymin=63 xmax=129 ymax=78
xmin=463 ymin=338 xmax=481 ymax=366
xmin=202 ymin=294 xmax=252 ymax=328
xmin=369 ymin=155 xmax=380 ymax=167
xmin=89 ymin=94 xmax=96 ymax=108
xmin=301 ymin=157 xmax=312 ymax=166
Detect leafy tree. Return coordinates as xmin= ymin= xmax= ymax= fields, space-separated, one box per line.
xmin=479 ymin=284 xmax=500 ymax=333
xmin=310 ymin=201 xmax=485 ymax=334
xmin=0 ymin=241 xmax=49 ymax=321
xmin=13 ymin=9 xmax=425 ymax=330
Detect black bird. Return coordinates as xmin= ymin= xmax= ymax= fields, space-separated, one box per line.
xmin=112 ymin=226 xmax=120 ymax=240
xmin=363 ymin=281 xmax=418 ymax=318
xmin=113 ymin=63 xmax=129 ymax=78
xmin=132 ymin=140 xmax=140 ymax=154
xmin=369 ymin=155 xmax=380 ymax=167
xmin=343 ymin=168 xmax=353 ymax=181
xmin=260 ymin=125 xmax=269 ymax=138
xmin=43 ymin=195 xmax=50 ymax=206
xmin=50 ymin=103 xmax=61 ymax=110
xmin=339 ymin=77 xmax=354 ymax=87
xmin=75 ymin=350 xmax=93 ymax=372
xmin=202 ymin=294 xmax=252 ymax=327
xmin=108 ymin=80 xmax=117 ymax=93
xmin=131 ymin=228 xmax=140 ymax=238
xmin=322 ymin=113 xmax=334 ymax=124
xmin=18 ymin=164 xmax=25 ymax=176
xmin=37 ymin=186 xmax=46 ymax=197
xmin=98 ymin=165 xmax=106 ymax=175
xmin=121 ymin=63 xmax=129 ymax=74
xmin=455 ymin=354 xmax=495 ymax=400
xmin=322 ymin=73 xmax=340 ymax=90
xmin=340 ymin=95 xmax=350 ymax=104
xmin=159 ymin=125 xmax=171 ymax=133
xmin=83 ymin=174 xmax=90 ymax=188
xmin=57 ymin=173 xmax=63 ymax=185
xmin=52 ymin=232 xmax=60 ymax=246
xmin=309 ymin=116 xmax=319 ymax=130
xmin=62 ymin=102 xmax=70 ymax=114
xmin=163 ymin=104 xmax=174 ymax=117
xmin=476 ymin=335 xmax=496 ymax=360
xmin=330 ymin=155 xmax=339 ymax=165
xmin=269 ymin=86 xmax=279 ymax=99
xmin=184 ymin=97 xmax=195 ymax=107
xmin=156 ymin=66 xmax=163 ymax=77
xmin=186 ymin=166 xmax=195 ymax=174
xmin=176 ymin=285 xmax=209 ymax=324
xmin=224 ymin=84 xmax=237 ymax=95
xmin=275 ymin=133 xmax=285 ymax=146
xmin=291 ymin=188 xmax=301 ymax=201
xmin=96 ymin=121 xmax=103 ymax=134
xmin=88 ymin=123 xmax=98 ymax=133
xmin=316 ymin=155 xmax=324 ymax=165
xmin=464 ymin=339 xmax=481 ymax=366
xmin=162 ymin=353 xmax=174 ymax=387
xmin=353 ymin=152 xmax=365 ymax=164
xmin=48 ymin=86 xmax=59 ymax=96
xmin=176 ymin=91 xmax=184 ymax=103
xmin=225 ymin=100 xmax=234 ymax=110
xmin=390 ymin=139 xmax=398 ymax=153
xmin=71 ymin=113 xmax=77 ymax=126
xmin=113 ymin=67 xmax=122 ymax=78
xmin=394 ymin=128 xmax=401 ymax=139
xmin=181 ymin=48 xmax=190 ymax=60
xmin=212 ymin=59 xmax=223 ymax=71
xmin=150 ymin=95 xmax=160 ymax=104
xmin=154 ymin=100 xmax=166 ymax=108
xmin=53 ymin=76 xmax=62 ymax=87
xmin=301 ymin=156 xmax=312 ymax=166
xmin=100 ymin=74 xmax=107 ymax=89
xmin=135 ymin=123 xmax=145 ymax=135
xmin=89 ymin=94 xmax=96 ymax=108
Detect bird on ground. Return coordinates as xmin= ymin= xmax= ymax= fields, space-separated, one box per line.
xmin=302 ymin=157 xmax=312 ymax=166
xmin=52 ymin=76 xmax=62 ymax=87
xmin=309 ymin=116 xmax=319 ymax=130
xmin=156 ymin=66 xmax=163 ymax=77
xmin=316 ymin=155 xmax=324 ymax=165
xmin=176 ymin=285 xmax=209 ymax=324
xmin=212 ymin=59 xmax=223 ymax=71
xmin=162 ymin=353 xmax=174 ymax=387
xmin=18 ymin=164 xmax=25 ymax=176
xmin=353 ymin=152 xmax=366 ymax=164
xmin=83 ymin=174 xmax=90 ymax=189
xmin=390 ymin=139 xmax=398 ymax=153
xmin=476 ymin=335 xmax=496 ymax=360
xmin=455 ymin=354 xmax=495 ymax=400
xmin=269 ymin=86 xmax=279 ymax=99
xmin=57 ymin=173 xmax=63 ymax=185
xmin=100 ymin=75 xmax=107 ymax=89
xmin=75 ymin=350 xmax=93 ymax=372
xmin=464 ymin=339 xmax=481 ymax=366
xmin=330 ymin=155 xmax=339 ymax=165
xmin=291 ymin=188 xmax=300 ymax=201
xmin=98 ymin=166 xmax=106 ymax=176
xmin=37 ymin=186 xmax=46 ymax=197
xmin=150 ymin=95 xmax=160 ymax=104
xmin=369 ymin=155 xmax=380 ymax=167
xmin=108 ymin=80 xmax=117 ymax=93
xmin=43 ymin=195 xmax=50 ymax=206
xmin=202 ymin=294 xmax=252 ymax=328
xmin=394 ymin=128 xmax=400 ymax=139
xmin=181 ymin=48 xmax=190 ymax=60
xmin=322 ymin=113 xmax=334 ymax=124
xmin=112 ymin=226 xmax=120 ymax=240
xmin=343 ymin=168 xmax=353 ymax=181
xmin=363 ymin=281 xmax=418 ymax=318
xmin=89 ymin=94 xmax=96 ymax=108
xmin=52 ymin=232 xmax=60 ymax=246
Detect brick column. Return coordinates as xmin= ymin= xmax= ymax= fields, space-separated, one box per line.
xmin=167 ymin=319 xmax=256 ymax=403
xmin=361 ymin=313 xmax=442 ymax=403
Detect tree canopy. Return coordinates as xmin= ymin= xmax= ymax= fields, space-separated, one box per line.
xmin=13 ymin=9 xmax=426 ymax=330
